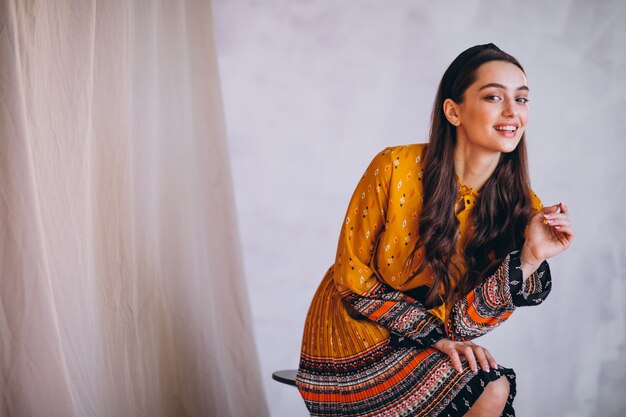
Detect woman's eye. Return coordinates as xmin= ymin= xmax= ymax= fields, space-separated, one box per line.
xmin=516 ymin=97 xmax=529 ymax=104
xmin=485 ymin=95 xmax=501 ymax=102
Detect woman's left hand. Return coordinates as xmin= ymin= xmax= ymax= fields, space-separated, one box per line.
xmin=433 ymin=338 xmax=497 ymax=374
xmin=521 ymin=202 xmax=574 ymax=268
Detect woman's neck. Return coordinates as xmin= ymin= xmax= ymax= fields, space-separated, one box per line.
xmin=453 ymin=142 xmax=501 ymax=191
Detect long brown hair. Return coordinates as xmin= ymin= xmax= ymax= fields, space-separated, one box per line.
xmin=409 ymin=44 xmax=533 ymax=307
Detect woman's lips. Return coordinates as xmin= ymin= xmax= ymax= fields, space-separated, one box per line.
xmin=494 ymin=124 xmax=519 ymax=137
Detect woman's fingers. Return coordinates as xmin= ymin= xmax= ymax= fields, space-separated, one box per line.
xmin=555 ymin=225 xmax=575 ymax=238
xmin=543 ymin=202 xmax=571 ymax=226
xmin=472 ymin=346 xmax=491 ymax=372
xmin=542 ymin=204 xmax=561 ymax=215
xmin=553 ymin=226 xmax=575 ymax=246
xmin=461 ymin=345 xmax=478 ymax=372
xmin=545 ymin=217 xmax=571 ymax=228
xmin=543 ymin=212 xmax=569 ymax=223
xmin=541 ymin=201 xmax=574 ymax=249
xmin=434 ymin=339 xmax=498 ymax=374
xmin=448 ymin=348 xmax=463 ymax=374
xmin=545 ymin=212 xmax=574 ymax=245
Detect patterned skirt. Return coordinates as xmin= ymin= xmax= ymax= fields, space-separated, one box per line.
xmin=296 ymin=268 xmax=517 ymax=417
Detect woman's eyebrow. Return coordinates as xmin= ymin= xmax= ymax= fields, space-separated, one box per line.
xmin=478 ymin=82 xmax=529 ymax=92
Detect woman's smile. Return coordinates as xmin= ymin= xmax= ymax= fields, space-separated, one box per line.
xmin=493 ymin=123 xmax=520 ymax=138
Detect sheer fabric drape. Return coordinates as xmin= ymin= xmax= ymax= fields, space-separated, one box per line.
xmin=0 ymin=1 xmax=268 ymax=416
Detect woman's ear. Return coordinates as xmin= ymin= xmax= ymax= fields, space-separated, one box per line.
xmin=443 ymin=98 xmax=461 ymax=126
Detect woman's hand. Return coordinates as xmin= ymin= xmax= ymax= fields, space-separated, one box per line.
xmin=433 ymin=338 xmax=497 ymax=374
xmin=521 ymin=202 xmax=574 ymax=271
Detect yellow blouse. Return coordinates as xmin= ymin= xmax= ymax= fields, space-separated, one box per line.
xmin=333 ymin=143 xmax=543 ymax=323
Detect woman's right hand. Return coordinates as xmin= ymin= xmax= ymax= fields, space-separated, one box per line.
xmin=433 ymin=338 xmax=497 ymax=374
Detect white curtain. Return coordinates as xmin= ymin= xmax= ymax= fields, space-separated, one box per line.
xmin=0 ymin=1 xmax=268 ymax=416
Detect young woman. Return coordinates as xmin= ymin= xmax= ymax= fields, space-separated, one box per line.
xmin=295 ymin=43 xmax=574 ymax=417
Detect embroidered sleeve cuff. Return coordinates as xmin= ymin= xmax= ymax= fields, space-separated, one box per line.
xmin=389 ymin=313 xmax=445 ymax=348
xmin=508 ymin=250 xmax=552 ymax=307
xmin=342 ymin=286 xmax=446 ymax=348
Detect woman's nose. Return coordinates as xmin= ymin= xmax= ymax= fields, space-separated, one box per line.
xmin=502 ymin=99 xmax=518 ymax=117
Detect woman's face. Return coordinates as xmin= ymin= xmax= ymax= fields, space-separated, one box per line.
xmin=451 ymin=60 xmax=529 ymax=155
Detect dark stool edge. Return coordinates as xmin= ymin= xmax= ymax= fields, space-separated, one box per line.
xmin=272 ymin=369 xmax=298 ymax=387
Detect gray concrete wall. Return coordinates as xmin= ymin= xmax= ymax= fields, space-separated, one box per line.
xmin=212 ymin=1 xmax=626 ymax=416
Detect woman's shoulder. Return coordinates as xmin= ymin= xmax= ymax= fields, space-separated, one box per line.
xmin=376 ymin=142 xmax=428 ymax=165
xmin=365 ymin=143 xmax=428 ymax=192
xmin=382 ymin=142 xmax=428 ymax=155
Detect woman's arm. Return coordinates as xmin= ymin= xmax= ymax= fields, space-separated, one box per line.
xmin=335 ymin=147 xmax=446 ymax=348
xmin=341 ymin=281 xmax=445 ymax=347
xmin=445 ymin=202 xmax=573 ymax=341
xmin=445 ymin=250 xmax=551 ymax=341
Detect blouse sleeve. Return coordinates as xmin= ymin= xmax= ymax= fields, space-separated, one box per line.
xmin=335 ymin=147 xmax=445 ymax=348
xmin=445 ymin=192 xmax=552 ymax=341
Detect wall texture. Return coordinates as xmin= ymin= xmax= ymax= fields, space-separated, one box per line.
xmin=212 ymin=1 xmax=626 ymax=416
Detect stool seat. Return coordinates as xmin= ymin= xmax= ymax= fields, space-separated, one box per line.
xmin=272 ymin=369 xmax=298 ymax=387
